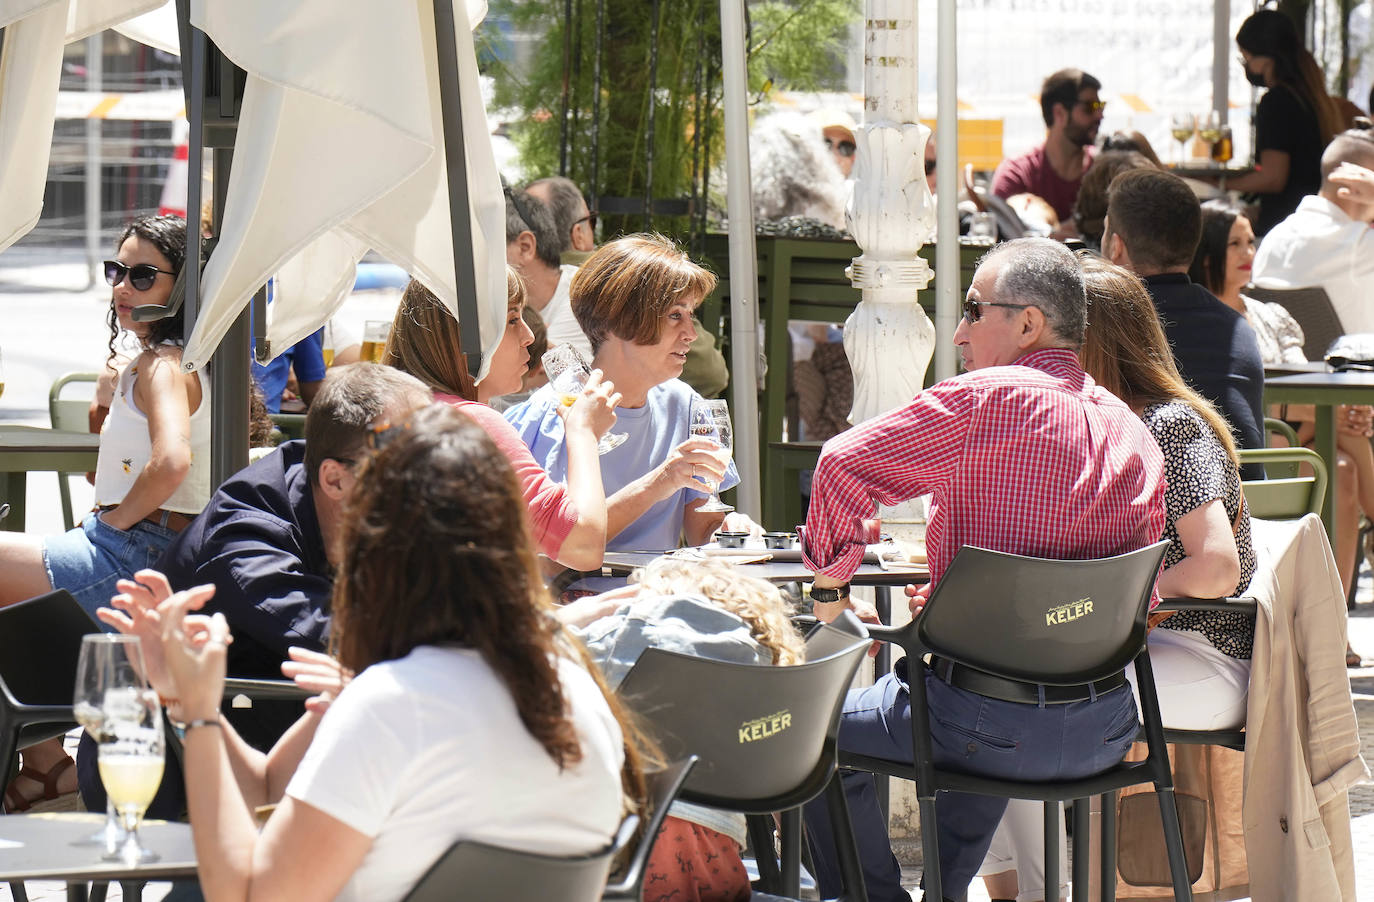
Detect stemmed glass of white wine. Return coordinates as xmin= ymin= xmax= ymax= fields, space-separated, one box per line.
xmin=73 ymin=634 xmax=147 ymax=851
xmin=1197 ymin=111 xmax=1223 ymax=166
xmin=98 ymin=687 xmax=164 ymax=864
xmin=541 ymin=345 xmax=627 ymax=454
xmin=688 ymin=398 xmax=734 ymax=514
xmin=1170 ymin=113 xmax=1196 ymax=165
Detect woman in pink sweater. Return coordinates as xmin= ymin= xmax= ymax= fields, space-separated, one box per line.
xmin=382 ymin=269 xmax=620 ymax=570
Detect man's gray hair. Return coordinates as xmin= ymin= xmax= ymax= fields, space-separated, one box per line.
xmin=526 ymin=176 xmax=588 ymax=255
xmin=981 ymin=237 xmax=1086 ymax=346
xmin=504 ymin=188 xmax=562 ymax=270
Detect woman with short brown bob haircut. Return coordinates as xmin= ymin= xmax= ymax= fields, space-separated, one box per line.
xmin=505 ymin=233 xmax=744 ymax=551
xmin=383 ymin=267 xmax=619 ymax=571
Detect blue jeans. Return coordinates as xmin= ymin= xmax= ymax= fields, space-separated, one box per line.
xmin=42 ymin=511 xmax=179 ymax=621
xmin=803 ymin=658 xmax=1140 ymax=902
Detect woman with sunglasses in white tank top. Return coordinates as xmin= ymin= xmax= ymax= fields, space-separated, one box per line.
xmin=0 ymin=213 xmax=211 ymax=812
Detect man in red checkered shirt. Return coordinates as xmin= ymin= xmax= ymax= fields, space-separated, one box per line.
xmin=800 ymin=238 xmax=1167 ymax=902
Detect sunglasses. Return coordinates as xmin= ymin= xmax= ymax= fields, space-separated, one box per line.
xmin=924 ymin=158 xmax=937 ymax=176
xmin=503 ymin=183 xmax=537 ymax=231
xmin=104 ymin=260 xmax=175 ymax=292
xmin=962 ymin=298 xmax=1033 ymax=324
xmin=823 ymin=137 xmax=857 ymax=158
xmin=574 ymin=210 xmax=598 ymax=232
xmin=1077 ymin=99 xmax=1108 ymax=114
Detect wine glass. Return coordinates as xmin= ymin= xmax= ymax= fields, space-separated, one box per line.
xmin=688 ymin=398 xmax=734 ymax=514
xmin=1169 ymin=113 xmax=1196 ymax=165
xmin=541 ymin=345 xmax=627 ymax=454
xmin=74 ymin=634 xmax=147 ymax=851
xmin=98 ymin=687 xmax=164 ymax=864
xmin=1197 ymin=111 xmax=1222 ymax=165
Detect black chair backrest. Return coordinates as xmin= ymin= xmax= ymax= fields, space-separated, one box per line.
xmin=916 ymin=541 xmax=1169 ymax=685
xmin=617 ymin=624 xmax=870 ymax=813
xmin=1246 ymin=284 xmax=1342 ymax=361
xmin=0 ymin=590 xmax=99 ymax=705
xmin=402 ymin=835 xmax=621 ymax=902
xmin=802 ymin=608 xmax=868 ymax=660
xmin=603 ymin=756 xmax=698 ymax=900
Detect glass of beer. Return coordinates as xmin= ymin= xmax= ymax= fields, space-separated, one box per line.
xmin=98 ymin=687 xmax=164 ymax=864
xmin=541 ymin=345 xmax=627 ymax=454
xmin=688 ymin=398 xmax=734 ymax=514
xmin=360 ymin=321 xmax=390 ymax=364
xmin=1211 ymin=124 xmax=1233 ymax=164
xmin=74 ymin=634 xmax=147 ymax=851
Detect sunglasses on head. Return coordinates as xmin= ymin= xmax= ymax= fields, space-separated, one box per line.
xmin=962 ymin=297 xmax=1033 ymax=324
xmin=824 ymin=137 xmax=857 ymax=158
xmin=104 ymin=260 xmax=175 ymax=292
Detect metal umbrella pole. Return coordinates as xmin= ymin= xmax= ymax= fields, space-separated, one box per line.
xmin=432 ymin=0 xmax=485 ymax=376
xmin=718 ymin=0 xmax=761 ymax=520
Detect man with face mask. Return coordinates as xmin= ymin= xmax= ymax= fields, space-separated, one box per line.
xmin=992 ymin=69 xmax=1105 ymax=227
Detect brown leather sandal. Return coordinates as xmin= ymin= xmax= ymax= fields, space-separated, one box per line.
xmin=2 ymin=756 xmax=75 ymax=813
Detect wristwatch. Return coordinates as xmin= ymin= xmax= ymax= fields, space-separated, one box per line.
xmin=810 ymin=584 xmax=851 ymax=604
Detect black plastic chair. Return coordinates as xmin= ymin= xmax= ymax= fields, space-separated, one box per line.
xmin=1151 ymin=597 xmax=1255 ymax=753
xmin=403 ymin=818 xmax=634 ymax=902
xmin=1246 ymin=284 xmax=1343 ymax=362
xmin=616 ymin=612 xmax=873 ymax=902
xmin=839 ymin=542 xmax=1193 ymax=902
xmin=602 ymin=756 xmax=699 ymax=901
xmin=0 ymin=590 xmax=95 ymax=774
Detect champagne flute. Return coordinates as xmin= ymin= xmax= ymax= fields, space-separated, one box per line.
xmin=541 ymin=345 xmax=627 ymax=454
xmin=688 ymin=398 xmax=734 ymax=514
xmin=99 ymin=687 xmax=164 ymax=864
xmin=74 ymin=634 xmax=147 ymax=851
xmin=1169 ymin=113 xmax=1196 ymax=165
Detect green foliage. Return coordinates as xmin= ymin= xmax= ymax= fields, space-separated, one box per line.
xmin=480 ymin=0 xmax=859 ymax=238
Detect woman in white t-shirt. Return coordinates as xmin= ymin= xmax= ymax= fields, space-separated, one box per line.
xmin=149 ymin=403 xmax=643 ymax=902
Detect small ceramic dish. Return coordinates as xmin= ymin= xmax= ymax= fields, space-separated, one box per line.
xmin=762 ymin=531 xmax=797 ymax=549
xmin=715 ymin=531 xmax=749 ymax=548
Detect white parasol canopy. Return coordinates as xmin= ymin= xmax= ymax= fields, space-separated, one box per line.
xmin=0 ymin=0 xmax=165 ymax=253
xmin=182 ymin=0 xmax=506 ymax=380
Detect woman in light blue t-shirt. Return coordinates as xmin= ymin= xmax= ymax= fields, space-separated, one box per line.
xmin=505 ymin=234 xmax=742 ymax=551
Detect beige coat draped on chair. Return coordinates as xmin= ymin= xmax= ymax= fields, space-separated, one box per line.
xmin=1244 ymin=515 xmax=1368 ymax=901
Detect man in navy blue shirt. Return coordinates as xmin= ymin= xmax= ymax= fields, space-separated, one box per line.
xmin=1104 ymin=167 xmax=1267 ymax=479
xmin=76 ymin=364 xmax=431 ymax=816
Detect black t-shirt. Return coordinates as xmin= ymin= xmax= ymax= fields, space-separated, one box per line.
xmin=1253 ymin=84 xmax=1325 ymax=235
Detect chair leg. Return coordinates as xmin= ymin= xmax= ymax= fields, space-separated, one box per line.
xmin=917 ymin=792 xmax=942 ymax=902
xmin=746 ymin=814 xmax=782 ymax=892
xmin=89 ymin=882 xmax=108 ymax=902
xmin=1071 ymin=798 xmax=1090 ymax=902
xmin=1100 ymin=791 xmax=1117 ymax=902
xmin=10 ymin=882 xmax=28 ymax=902
xmin=1043 ymin=801 xmax=1059 ymax=902
xmin=821 ymin=773 xmax=868 ymax=902
xmin=779 ymin=807 xmax=802 ymax=898
xmin=1152 ymin=787 xmax=1193 ymax=902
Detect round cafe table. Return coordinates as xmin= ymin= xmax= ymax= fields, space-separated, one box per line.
xmin=0 ymin=812 xmax=196 ymax=902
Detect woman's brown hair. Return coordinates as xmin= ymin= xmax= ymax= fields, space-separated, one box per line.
xmin=570 ymin=233 xmax=716 ymax=354
xmin=383 ymin=268 xmax=526 ymax=401
xmin=1078 ymin=256 xmax=1239 ymax=465
xmin=331 ymin=404 xmax=652 ymax=791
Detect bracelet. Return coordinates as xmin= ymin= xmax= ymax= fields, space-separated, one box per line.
xmin=185 ymin=718 xmax=221 ymax=732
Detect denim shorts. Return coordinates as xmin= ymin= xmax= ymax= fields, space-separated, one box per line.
xmin=43 ymin=511 xmax=179 ymax=623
